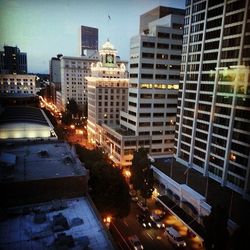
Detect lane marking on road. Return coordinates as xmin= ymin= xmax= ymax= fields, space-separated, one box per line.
xmin=146 ymin=232 xmax=154 ymax=240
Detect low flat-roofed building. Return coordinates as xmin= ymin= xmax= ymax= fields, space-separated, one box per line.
xmin=0 ymin=141 xmax=88 ymax=206
xmin=0 ymin=106 xmax=57 ymax=140
xmin=0 ymin=197 xmax=115 ymax=250
xmin=0 ymin=93 xmax=40 ymax=107
xmin=0 ymin=74 xmax=36 ymax=94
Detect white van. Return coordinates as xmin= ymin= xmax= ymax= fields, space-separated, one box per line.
xmin=164 ymin=226 xmax=187 ymax=248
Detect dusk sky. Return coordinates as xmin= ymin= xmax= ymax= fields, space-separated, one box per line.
xmin=0 ymin=0 xmax=185 ymax=74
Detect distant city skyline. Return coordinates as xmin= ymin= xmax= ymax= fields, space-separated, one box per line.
xmin=0 ymin=0 xmax=185 ymax=74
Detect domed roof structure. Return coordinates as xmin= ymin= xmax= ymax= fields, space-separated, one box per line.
xmin=102 ymin=39 xmax=114 ymax=50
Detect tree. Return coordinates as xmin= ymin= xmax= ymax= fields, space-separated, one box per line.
xmin=66 ymin=98 xmax=79 ymax=117
xmin=89 ymin=161 xmax=130 ymax=218
xmin=203 ymin=205 xmax=229 ymax=250
xmin=61 ymin=111 xmax=73 ymax=125
xmin=130 ymin=148 xmax=154 ymax=203
xmin=75 ymin=145 xmax=130 ymax=218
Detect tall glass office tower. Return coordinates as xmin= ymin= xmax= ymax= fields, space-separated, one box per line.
xmin=175 ymin=0 xmax=250 ymax=198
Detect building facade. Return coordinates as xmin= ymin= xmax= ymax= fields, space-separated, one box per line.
xmin=0 ymin=74 xmax=36 ymax=94
xmin=0 ymin=46 xmax=27 ymax=74
xmin=80 ymin=26 xmax=98 ymax=56
xmin=175 ymin=0 xmax=250 ymax=198
xmin=60 ymin=55 xmax=98 ymax=111
xmin=86 ymin=41 xmax=129 ymax=145
xmin=101 ymin=7 xmax=185 ymax=167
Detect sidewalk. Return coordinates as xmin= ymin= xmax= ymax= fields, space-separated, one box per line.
xmin=152 ymin=158 xmax=250 ymax=226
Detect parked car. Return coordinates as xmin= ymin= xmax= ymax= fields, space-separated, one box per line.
xmin=164 ymin=226 xmax=187 ymax=248
xmin=128 ymin=235 xmax=144 ymax=250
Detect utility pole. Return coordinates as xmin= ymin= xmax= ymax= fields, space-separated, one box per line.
xmin=205 ymin=174 xmax=209 ymax=199
xmin=185 ymin=163 xmax=191 ymax=185
xmin=229 ymin=190 xmax=234 ymax=218
xmin=170 ymin=157 xmax=173 ymax=178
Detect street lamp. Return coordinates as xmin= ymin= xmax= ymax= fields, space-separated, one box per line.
xmin=103 ymin=215 xmax=112 ymax=228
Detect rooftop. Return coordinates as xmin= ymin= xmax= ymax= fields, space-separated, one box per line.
xmin=0 ymin=141 xmax=87 ymax=182
xmin=0 ymin=106 xmax=48 ymax=126
xmin=0 ymin=197 xmax=114 ymax=250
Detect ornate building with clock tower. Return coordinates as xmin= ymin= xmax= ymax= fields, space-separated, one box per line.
xmin=86 ymin=40 xmax=129 ymax=146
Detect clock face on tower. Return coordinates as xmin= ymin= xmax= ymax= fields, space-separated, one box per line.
xmin=106 ymin=54 xmax=114 ymax=63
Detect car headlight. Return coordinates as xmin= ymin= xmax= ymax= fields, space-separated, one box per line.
xmin=148 ymin=222 xmax=152 ymax=227
xmin=143 ymin=223 xmax=146 ymax=227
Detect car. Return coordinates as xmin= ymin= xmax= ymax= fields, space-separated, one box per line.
xmin=136 ymin=214 xmax=152 ymax=228
xmin=128 ymin=235 xmax=144 ymax=250
xmin=129 ymin=189 xmax=139 ymax=202
xmin=149 ymin=209 xmax=166 ymax=229
xmin=137 ymin=201 xmax=149 ymax=213
xmin=164 ymin=226 xmax=187 ymax=248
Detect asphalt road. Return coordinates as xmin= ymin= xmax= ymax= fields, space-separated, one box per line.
xmin=111 ymin=199 xmax=204 ymax=250
xmin=111 ymin=202 xmax=174 ymax=250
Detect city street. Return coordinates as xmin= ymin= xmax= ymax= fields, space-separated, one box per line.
xmin=110 ymin=198 xmax=204 ymax=250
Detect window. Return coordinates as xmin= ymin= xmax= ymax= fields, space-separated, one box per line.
xmin=157 ymin=54 xmax=168 ymax=59
xmin=206 ymin=18 xmax=222 ymax=29
xmin=142 ymin=52 xmax=154 ymax=58
xmin=155 ymin=74 xmax=167 ymax=80
xmin=224 ymin=25 xmax=242 ymax=36
xmin=207 ymin=6 xmax=223 ymax=18
xmin=170 ymin=55 xmax=181 ymax=60
xmin=172 ymin=34 xmax=182 ymax=40
xmin=171 ymin=44 xmax=182 ymax=50
xmin=158 ymin=32 xmax=170 ymax=38
xmin=205 ymin=41 xmax=219 ymax=50
xmin=226 ymin=0 xmax=246 ymax=13
xmin=156 ymin=64 xmax=168 ymax=69
xmin=225 ymin=12 xmax=244 ymax=24
xmin=140 ymin=94 xmax=152 ymax=99
xmin=142 ymin=63 xmax=154 ymax=69
xmin=191 ymin=12 xmax=205 ymax=23
xmin=142 ymin=41 xmax=155 ymax=48
xmin=204 ymin=52 xmax=218 ymax=61
xmin=157 ymin=43 xmax=169 ymax=49
xmin=221 ymin=50 xmax=239 ymax=59
xmin=139 ymin=113 xmax=151 ymax=117
xmin=191 ymin=23 xmax=204 ymax=33
xmin=140 ymin=103 xmax=151 ymax=108
xmin=141 ymin=74 xmax=153 ymax=79
xmin=205 ymin=29 xmax=221 ymax=40
xmin=139 ymin=122 xmax=150 ymax=127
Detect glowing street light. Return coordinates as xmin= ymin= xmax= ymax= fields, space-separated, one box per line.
xmin=103 ymin=215 xmax=112 ymax=228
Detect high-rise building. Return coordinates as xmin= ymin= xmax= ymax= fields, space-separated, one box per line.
xmin=100 ymin=7 xmax=184 ymax=167
xmin=49 ymin=54 xmax=62 ymax=104
xmin=176 ymin=0 xmax=250 ymax=198
xmin=86 ymin=40 xmax=129 ymax=145
xmin=50 ymin=54 xmax=62 ymax=85
xmin=0 ymin=46 xmax=27 ymax=74
xmin=60 ymin=53 xmax=98 ymax=112
xmin=80 ymin=26 xmax=98 ymax=56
